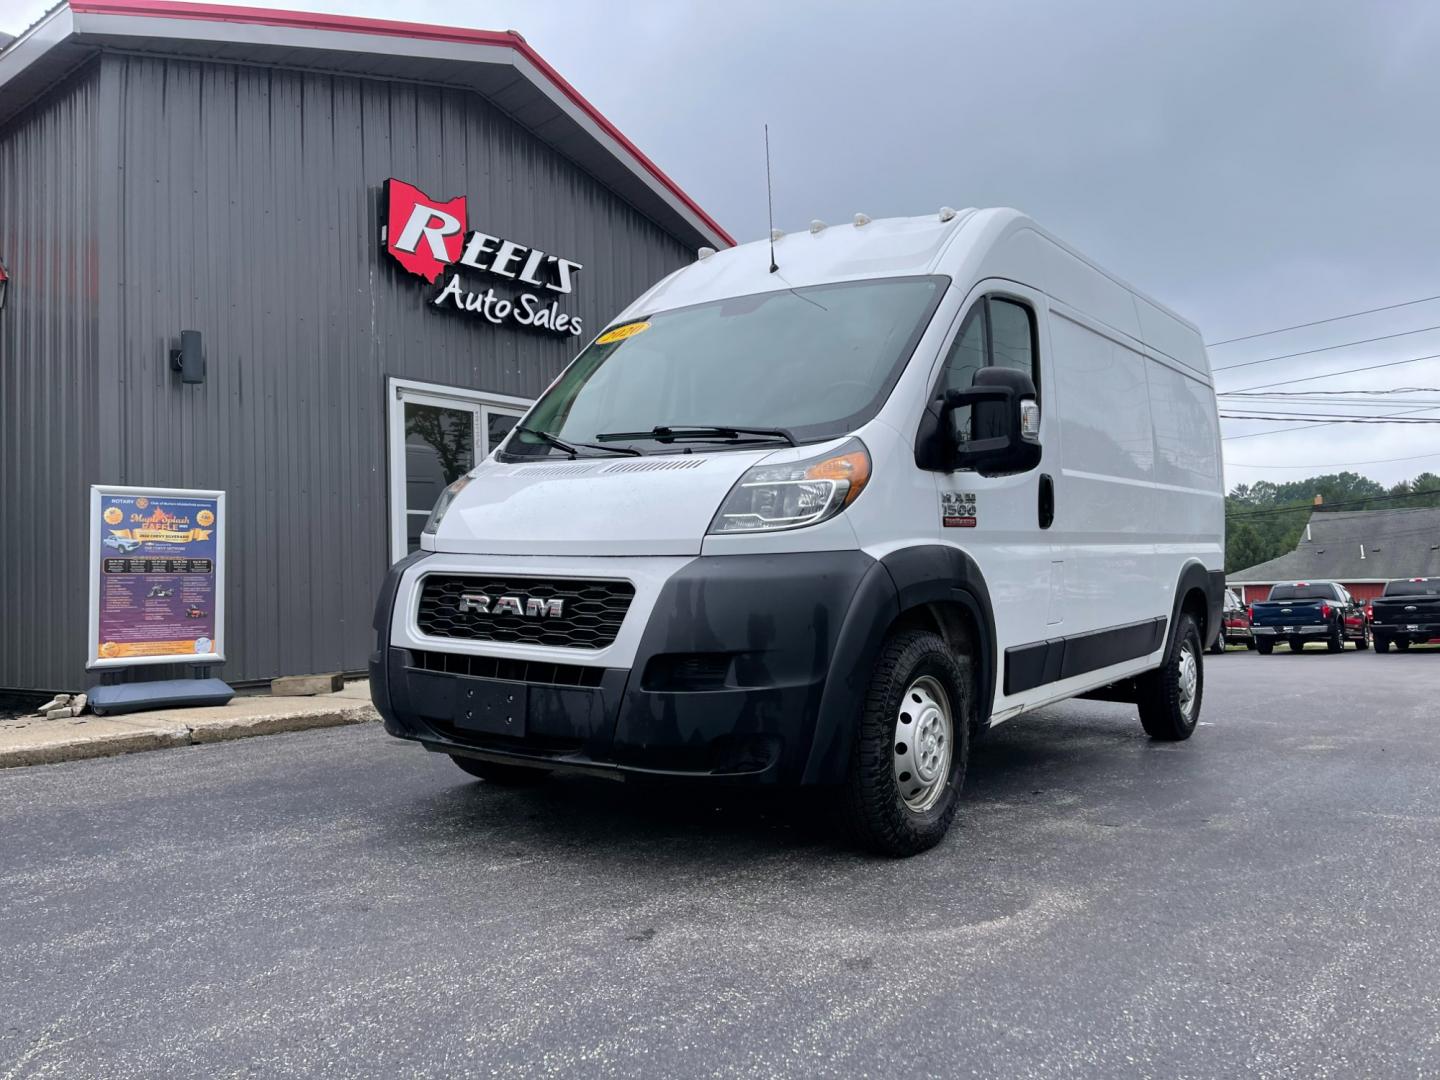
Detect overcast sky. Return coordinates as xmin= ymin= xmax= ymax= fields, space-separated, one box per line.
xmin=7 ymin=0 xmax=1440 ymax=490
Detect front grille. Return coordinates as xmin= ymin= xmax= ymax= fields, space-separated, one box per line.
xmin=409 ymin=649 xmax=605 ymax=688
xmin=416 ymin=575 xmax=635 ymax=649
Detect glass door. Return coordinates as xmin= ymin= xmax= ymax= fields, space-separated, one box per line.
xmin=388 ymin=380 xmax=529 ymax=561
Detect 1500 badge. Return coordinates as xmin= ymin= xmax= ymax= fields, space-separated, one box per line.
xmin=941 ymin=491 xmax=977 ymax=528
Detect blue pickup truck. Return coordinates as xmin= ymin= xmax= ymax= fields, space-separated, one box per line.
xmin=1248 ymin=581 xmax=1370 ymax=654
xmin=1370 ymin=578 xmax=1440 ymax=652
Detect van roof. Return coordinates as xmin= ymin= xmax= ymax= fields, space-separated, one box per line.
xmin=629 ymin=208 xmax=1205 ymax=367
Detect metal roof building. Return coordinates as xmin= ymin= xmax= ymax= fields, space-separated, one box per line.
xmin=1228 ymin=507 xmax=1440 ymax=603
xmin=0 ymin=0 xmax=730 ymax=693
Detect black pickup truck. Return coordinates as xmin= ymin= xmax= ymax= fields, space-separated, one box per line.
xmin=1370 ymin=578 xmax=1440 ymax=652
xmin=1248 ymin=581 xmax=1370 ymax=654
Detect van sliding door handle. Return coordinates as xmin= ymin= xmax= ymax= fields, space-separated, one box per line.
xmin=1038 ymin=473 xmax=1054 ymax=529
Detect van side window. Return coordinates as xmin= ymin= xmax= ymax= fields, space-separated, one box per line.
xmin=938 ymin=296 xmax=1038 ymax=440
xmin=989 ymin=299 xmax=1035 ymax=375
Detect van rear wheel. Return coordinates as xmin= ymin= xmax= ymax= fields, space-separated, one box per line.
xmin=1136 ymin=612 xmax=1202 ymax=741
xmin=843 ymin=628 xmax=971 ymax=857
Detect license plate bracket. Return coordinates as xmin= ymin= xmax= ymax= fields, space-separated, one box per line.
xmin=454 ymin=679 xmax=528 ymax=737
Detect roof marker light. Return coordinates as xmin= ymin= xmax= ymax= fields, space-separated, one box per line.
xmin=697 ymin=246 xmax=716 ymax=260
xmin=809 ymin=219 xmax=827 ymax=235
xmin=853 ymin=213 xmax=871 ymax=227
xmin=939 ymin=206 xmax=958 ymax=222
xmin=770 ymin=228 xmax=785 ymax=242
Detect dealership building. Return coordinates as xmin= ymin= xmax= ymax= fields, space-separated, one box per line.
xmin=0 ymin=0 xmax=731 ymax=694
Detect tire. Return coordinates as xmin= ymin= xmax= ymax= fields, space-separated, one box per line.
xmin=1209 ymin=635 xmax=1225 ymax=655
xmin=1375 ymin=634 xmax=1390 ymax=653
xmin=1289 ymin=638 xmax=1305 ymax=653
xmin=449 ymin=755 xmax=551 ymax=786
xmin=1136 ymin=612 xmax=1203 ymax=741
xmin=1355 ymin=628 xmax=1370 ymax=651
xmin=1257 ymin=638 xmax=1274 ymax=655
xmin=1396 ymin=638 xmax=1412 ymax=652
xmin=1245 ymin=639 xmax=1257 ymax=650
xmin=843 ymin=628 xmax=971 ymax=857
xmin=1327 ymin=622 xmax=1344 ymax=653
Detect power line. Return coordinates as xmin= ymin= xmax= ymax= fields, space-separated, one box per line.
xmin=1205 ymin=293 xmax=1440 ymax=347
xmin=1220 ymin=387 xmax=1440 ymax=397
xmin=1226 ymin=400 xmax=1440 ymax=411
xmin=1227 ymin=489 xmax=1440 ymax=520
xmin=1222 ymin=351 xmax=1440 ymax=393
xmin=1236 ymin=523 xmax=1440 ymax=546
xmin=1221 ymin=414 xmax=1440 ymax=423
xmin=1211 ymin=323 xmax=1440 ymax=374
xmin=1227 ymin=451 xmax=1440 ymax=469
xmin=1221 ymin=404 xmax=1440 ymax=440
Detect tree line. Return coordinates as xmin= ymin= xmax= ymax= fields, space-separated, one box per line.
xmin=1226 ymin=471 xmax=1440 ymax=572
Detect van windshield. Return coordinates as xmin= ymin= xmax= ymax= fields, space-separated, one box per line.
xmin=501 ymin=276 xmax=946 ymax=458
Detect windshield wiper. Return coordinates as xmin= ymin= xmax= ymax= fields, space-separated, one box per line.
xmin=514 ymin=425 xmax=641 ymax=458
xmin=595 ymin=424 xmax=797 ymax=446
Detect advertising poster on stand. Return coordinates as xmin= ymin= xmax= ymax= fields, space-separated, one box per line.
xmin=87 ymin=486 xmax=226 ymax=669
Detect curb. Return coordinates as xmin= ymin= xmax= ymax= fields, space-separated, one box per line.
xmin=0 ymin=700 xmax=379 ymax=769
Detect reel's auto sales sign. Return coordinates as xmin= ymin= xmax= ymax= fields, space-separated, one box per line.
xmin=383 ymin=178 xmax=585 ymax=337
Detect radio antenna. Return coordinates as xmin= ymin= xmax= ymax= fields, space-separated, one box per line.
xmin=765 ymin=124 xmax=778 ymax=273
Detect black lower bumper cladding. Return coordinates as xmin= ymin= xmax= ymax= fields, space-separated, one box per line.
xmin=371 ymin=550 xmax=891 ymax=785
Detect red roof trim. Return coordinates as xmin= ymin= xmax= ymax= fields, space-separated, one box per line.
xmin=67 ymin=0 xmax=735 ymax=246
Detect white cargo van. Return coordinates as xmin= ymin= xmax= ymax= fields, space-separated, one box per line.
xmin=371 ymin=208 xmax=1225 ymax=856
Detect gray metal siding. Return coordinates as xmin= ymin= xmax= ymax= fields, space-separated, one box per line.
xmin=6 ymin=52 xmax=694 ymax=691
xmin=1 ymin=48 xmax=691 ymax=694
xmin=0 ymin=67 xmax=101 ymax=693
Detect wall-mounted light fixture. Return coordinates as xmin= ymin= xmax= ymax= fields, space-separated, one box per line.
xmin=0 ymin=258 xmax=9 ymax=313
xmin=170 ymin=329 xmax=204 ymax=384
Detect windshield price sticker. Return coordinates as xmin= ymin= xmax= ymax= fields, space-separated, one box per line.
xmin=941 ymin=491 xmax=977 ymax=528
xmin=596 ymin=321 xmax=650 ymax=345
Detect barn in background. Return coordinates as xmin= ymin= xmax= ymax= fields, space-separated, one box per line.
xmin=1228 ymin=507 xmax=1440 ymax=604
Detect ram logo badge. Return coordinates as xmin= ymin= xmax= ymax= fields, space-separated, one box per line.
xmin=457 ymin=593 xmax=563 ymax=618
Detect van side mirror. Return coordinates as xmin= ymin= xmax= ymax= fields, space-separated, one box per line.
xmin=945 ymin=367 xmax=1041 ymax=475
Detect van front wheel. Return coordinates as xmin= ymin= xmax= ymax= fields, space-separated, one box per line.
xmin=843 ymin=628 xmax=971 ymax=857
xmin=1137 ymin=613 xmax=1202 ymax=741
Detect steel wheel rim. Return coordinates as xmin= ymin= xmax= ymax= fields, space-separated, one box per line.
xmin=893 ymin=675 xmax=953 ymax=813
xmin=1177 ymin=641 xmax=1199 ymax=720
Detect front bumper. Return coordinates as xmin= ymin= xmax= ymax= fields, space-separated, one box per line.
xmin=370 ymin=550 xmax=897 ymax=786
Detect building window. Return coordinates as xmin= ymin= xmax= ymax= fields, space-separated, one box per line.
xmin=387 ymin=379 xmax=529 ymax=561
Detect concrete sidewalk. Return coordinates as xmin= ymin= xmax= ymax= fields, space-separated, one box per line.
xmin=0 ymin=681 xmax=378 ymax=768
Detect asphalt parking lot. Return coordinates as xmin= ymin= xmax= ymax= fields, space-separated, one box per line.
xmin=2 ymin=647 xmax=1438 ymax=1079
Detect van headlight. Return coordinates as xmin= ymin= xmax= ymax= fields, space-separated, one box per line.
xmin=422 ymin=474 xmax=473 ymax=537
xmin=708 ymin=439 xmax=871 ymax=534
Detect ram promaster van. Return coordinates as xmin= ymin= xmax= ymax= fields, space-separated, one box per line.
xmin=370 ymin=208 xmax=1225 ymax=856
